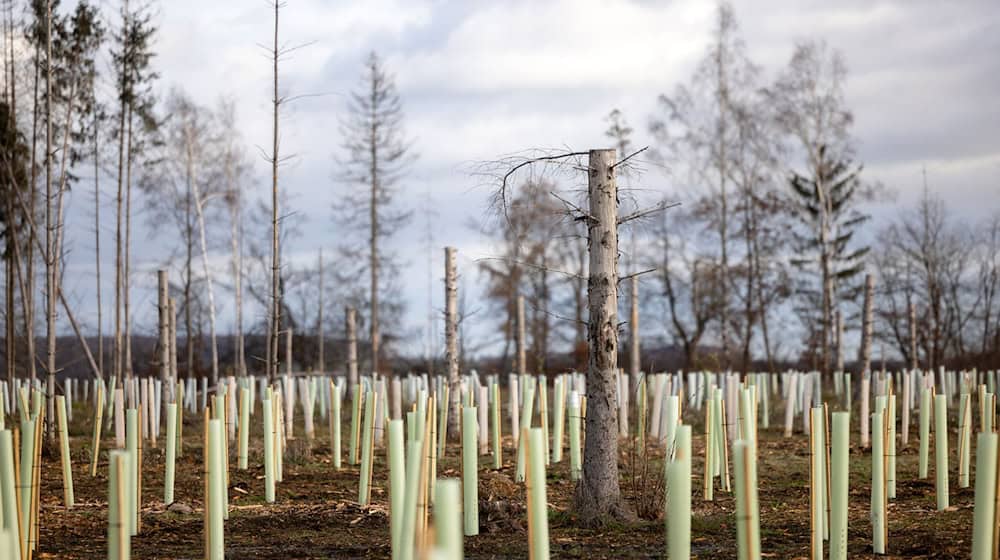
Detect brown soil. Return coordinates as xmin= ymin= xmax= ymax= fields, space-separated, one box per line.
xmin=28 ymin=400 xmax=974 ymax=559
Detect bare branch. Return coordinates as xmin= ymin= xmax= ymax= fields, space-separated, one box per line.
xmin=618 ymin=268 xmax=658 ymax=284
xmin=617 ymin=200 xmax=681 ymax=226
xmin=524 ymin=297 xmax=588 ymax=326
xmin=610 ymin=146 xmax=649 ymax=171
xmin=484 ymin=149 xmax=589 ymax=226
xmin=549 ymin=190 xmax=596 ymax=223
xmin=475 ymin=256 xmax=584 ymax=280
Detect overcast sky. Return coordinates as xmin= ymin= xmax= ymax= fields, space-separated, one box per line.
xmin=58 ymin=0 xmax=1000 ymax=360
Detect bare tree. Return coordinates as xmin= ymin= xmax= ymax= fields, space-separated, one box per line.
xmin=141 ymin=90 xmax=222 ymax=384
xmin=444 ymin=247 xmax=459 ymax=437
xmin=765 ymin=40 xmax=872 ymax=375
xmin=334 ymin=51 xmax=414 ymax=376
xmin=488 ymin=147 xmax=670 ymax=525
xmin=218 ymin=98 xmax=251 ymax=377
xmin=651 ymin=3 xmax=758 ymax=368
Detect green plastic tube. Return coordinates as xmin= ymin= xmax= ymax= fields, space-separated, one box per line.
xmin=984 ymin=392 xmax=994 ymax=434
xmin=664 ymin=395 xmax=679 ymax=457
xmin=971 ymin=432 xmax=998 ymax=559
xmin=331 ymin=382 xmax=342 ymax=470
xmin=705 ymin=399 xmax=715 ymax=501
xmin=462 ymin=407 xmax=479 ymax=536
xmin=207 ymin=419 xmax=224 ymax=560
xmin=164 ymin=403 xmax=177 ymax=504
xmin=539 ymin=382 xmax=550 ymax=464
xmin=918 ymin=388 xmax=930 ymax=479
xmin=108 ymin=450 xmax=130 ymax=560
xmin=18 ymin=418 xmax=34 ymax=553
xmin=887 ymin=394 xmax=896 ymax=499
xmin=665 ymin=425 xmax=691 ymax=560
xmin=359 ymin=391 xmax=375 ymax=505
xmin=760 ymin=375 xmax=770 ymax=430
xmin=550 ymin=379 xmax=563 ymax=464
xmin=0 ymin=430 xmax=21 ymax=560
xmin=126 ymin=409 xmax=138 ymax=536
xmin=740 ymin=389 xmax=754 ymax=445
xmin=388 ymin=420 xmax=405 ymax=560
xmin=830 ymin=412 xmax=849 ymax=560
xmin=399 ymin=435 xmax=423 ymax=560
xmin=733 ymin=439 xmax=760 ymax=560
xmin=934 ymin=394 xmax=949 ymax=511
xmin=844 ymin=376 xmax=852 ymax=418
xmin=516 ymin=381 xmax=536 ymax=483
xmin=810 ymin=407 xmax=825 ymax=558
xmin=492 ymin=383 xmax=502 ymax=469
xmin=959 ymin=393 xmax=971 ymax=488
xmin=637 ymin=377 xmax=647 ymax=455
xmin=871 ymin=410 xmax=886 ymax=554
xmin=568 ymin=392 xmax=582 ymax=481
xmin=527 ymin=427 xmax=549 ymax=559
xmin=56 ymin=395 xmax=74 ymax=507
xmin=262 ymin=396 xmax=275 ymax=503
xmin=350 ymin=385 xmax=361 ymax=465
xmin=238 ymin=387 xmax=249 ymax=470
xmin=434 ymin=478 xmax=462 ymax=560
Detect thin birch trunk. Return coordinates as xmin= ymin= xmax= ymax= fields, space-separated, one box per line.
xmin=44 ymin=0 xmax=55 ymax=439
xmin=346 ymin=306 xmax=357 ymax=397
xmin=268 ymin=0 xmax=281 ymax=383
xmin=189 ymin=140 xmax=219 ymax=386
xmin=227 ymin=152 xmax=244 ymax=377
xmin=123 ymin=106 xmax=134 ymax=380
xmin=444 ymin=246 xmax=459 ymax=439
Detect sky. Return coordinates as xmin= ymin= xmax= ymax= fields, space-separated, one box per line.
xmin=56 ymin=0 xmax=1000 ymax=361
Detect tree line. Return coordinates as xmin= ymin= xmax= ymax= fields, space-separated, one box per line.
xmin=478 ymin=3 xmax=1000 ymax=376
xmin=0 ymin=1 xmax=997 ymax=398
xmin=0 ymin=0 xmax=416 ymax=402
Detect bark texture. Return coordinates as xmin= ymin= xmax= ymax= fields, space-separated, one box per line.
xmin=575 ymin=148 xmax=632 ymax=525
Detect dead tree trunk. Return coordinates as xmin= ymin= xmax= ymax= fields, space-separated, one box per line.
xmin=516 ymin=294 xmax=526 ymax=376
xmin=908 ymin=301 xmax=918 ymax=371
xmin=346 ymin=306 xmax=358 ymax=397
xmin=629 ymin=275 xmax=639 ymax=385
xmin=317 ymin=249 xmax=324 ymax=372
xmin=158 ymin=271 xmax=173 ymax=403
xmin=228 ymin=163 xmax=245 ymax=377
xmin=94 ymin=108 xmax=103 ymax=383
xmin=445 ymin=247 xmax=460 ymax=439
xmin=44 ymin=0 xmax=55 ymax=439
xmin=860 ymin=273 xmax=875 ymax=375
xmin=834 ymin=308 xmax=844 ymax=373
xmin=576 ymin=148 xmax=631 ymax=525
xmin=268 ymin=0 xmax=281 ymax=384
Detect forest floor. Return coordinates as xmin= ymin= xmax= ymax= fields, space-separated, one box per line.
xmin=32 ymin=400 xmax=973 ymax=559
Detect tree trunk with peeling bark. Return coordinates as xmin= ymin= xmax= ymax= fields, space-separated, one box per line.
xmin=346 ymin=306 xmax=358 ymax=398
xmin=158 ymin=271 xmax=173 ymax=403
xmin=516 ymin=294 xmax=526 ymax=376
xmin=576 ymin=148 xmax=631 ymax=525
xmin=445 ymin=247 xmax=460 ymax=439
